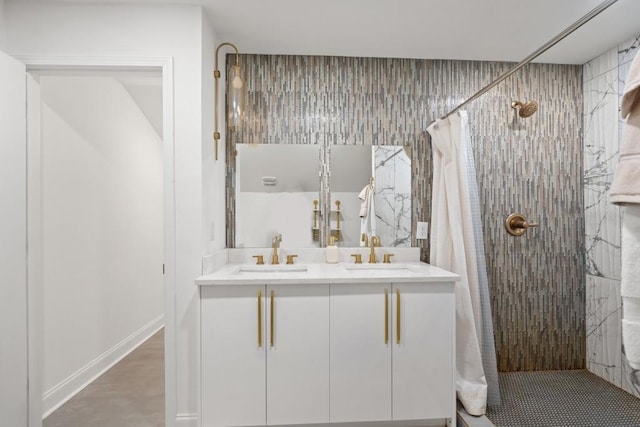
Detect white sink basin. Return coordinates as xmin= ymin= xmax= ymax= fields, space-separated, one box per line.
xmin=344 ymin=264 xmax=415 ymax=274
xmin=236 ymin=265 xmax=308 ymax=274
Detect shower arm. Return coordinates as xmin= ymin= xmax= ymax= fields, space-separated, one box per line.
xmin=434 ymin=0 xmax=618 ymax=123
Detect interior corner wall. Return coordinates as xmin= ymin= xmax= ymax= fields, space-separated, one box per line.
xmin=40 ymin=75 xmax=164 ymax=415
xmin=583 ymin=33 xmax=640 ymax=398
xmin=6 ymin=3 xmax=208 ymax=422
xmin=201 ymin=13 xmax=225 ymax=255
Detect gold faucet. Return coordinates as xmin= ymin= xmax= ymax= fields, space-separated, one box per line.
xmin=369 ymin=235 xmax=380 ymax=263
xmin=271 ymin=233 xmax=282 ymax=265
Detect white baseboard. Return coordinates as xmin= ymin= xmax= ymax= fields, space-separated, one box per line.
xmin=42 ymin=314 xmax=164 ymax=418
xmin=176 ymin=413 xmax=198 ymax=426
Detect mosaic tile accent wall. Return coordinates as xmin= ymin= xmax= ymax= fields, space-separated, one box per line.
xmin=228 ymin=54 xmax=584 ymax=371
xmin=584 ymin=33 xmax=640 ymax=397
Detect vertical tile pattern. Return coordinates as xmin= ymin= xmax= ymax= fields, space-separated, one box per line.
xmin=583 ymin=69 xmax=620 ymax=279
xmin=586 ymin=275 xmax=622 ymax=386
xmin=618 ymin=34 xmax=640 ymax=66
xmin=584 ymin=33 xmax=640 ymax=399
xmin=620 ymin=36 xmax=640 ymax=397
xmin=619 ymin=34 xmax=640 ymax=398
xmin=229 ymin=54 xmax=585 ymax=371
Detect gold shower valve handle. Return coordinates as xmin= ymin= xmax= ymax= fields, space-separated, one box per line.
xmin=505 ymin=213 xmax=539 ymax=236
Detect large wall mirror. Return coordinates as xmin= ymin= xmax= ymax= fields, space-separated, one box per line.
xmin=232 ymin=143 xmax=411 ymax=248
xmin=235 ymin=144 xmax=321 ymax=248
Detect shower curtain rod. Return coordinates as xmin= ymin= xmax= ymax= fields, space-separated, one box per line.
xmin=437 ymin=0 xmax=618 ymax=123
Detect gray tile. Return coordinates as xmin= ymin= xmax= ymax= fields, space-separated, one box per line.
xmin=487 ymin=370 xmax=640 ymax=427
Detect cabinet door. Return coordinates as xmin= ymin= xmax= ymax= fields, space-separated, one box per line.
xmin=201 ymin=285 xmax=266 ymax=427
xmin=392 ymin=282 xmax=455 ymax=420
xmin=330 ymin=283 xmax=392 ymax=422
xmin=266 ymin=284 xmax=330 ymax=425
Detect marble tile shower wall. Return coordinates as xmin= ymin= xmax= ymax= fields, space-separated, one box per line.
xmin=229 ymin=55 xmax=584 ymax=371
xmin=584 ymin=33 xmax=640 ymax=398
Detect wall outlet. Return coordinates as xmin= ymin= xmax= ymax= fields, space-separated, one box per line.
xmin=416 ymin=221 xmax=429 ymax=239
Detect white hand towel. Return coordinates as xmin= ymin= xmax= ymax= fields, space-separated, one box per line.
xmin=358 ymin=185 xmax=370 ymax=218
xmin=622 ymin=319 xmax=640 ymax=369
xmin=621 ymin=206 xmax=640 ymax=371
xmin=611 ymin=50 xmax=640 ymax=205
xmin=359 ymin=184 xmax=376 ymax=246
xmin=621 ymin=205 xmax=640 ymax=299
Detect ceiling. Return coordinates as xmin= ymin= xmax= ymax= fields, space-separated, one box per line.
xmin=27 ymin=0 xmax=640 ymax=64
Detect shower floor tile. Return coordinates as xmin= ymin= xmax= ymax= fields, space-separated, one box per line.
xmin=487 ymin=370 xmax=640 ymax=427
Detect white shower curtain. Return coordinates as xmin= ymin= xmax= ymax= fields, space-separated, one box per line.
xmin=427 ymin=111 xmax=488 ymax=415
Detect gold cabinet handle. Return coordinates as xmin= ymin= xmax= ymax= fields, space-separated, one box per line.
xmin=270 ymin=290 xmax=275 ymax=347
xmin=396 ymin=289 xmax=401 ymax=344
xmin=258 ymin=290 xmax=263 ymax=348
xmin=384 ymin=288 xmax=389 ymax=344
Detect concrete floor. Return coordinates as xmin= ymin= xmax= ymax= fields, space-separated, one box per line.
xmin=44 ymin=329 xmax=165 ymax=427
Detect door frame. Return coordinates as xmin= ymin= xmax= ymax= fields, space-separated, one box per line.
xmin=17 ymin=55 xmax=176 ymax=427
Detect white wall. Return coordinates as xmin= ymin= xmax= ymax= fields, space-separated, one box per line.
xmin=237 ymin=192 xmax=319 ymax=248
xmin=39 ymin=75 xmax=164 ymax=414
xmin=6 ymin=3 xmax=221 ymax=423
xmin=202 ymin=12 xmax=223 ymax=255
xmin=0 ymin=49 xmax=28 ymax=427
xmin=0 ymin=0 xmax=6 ymax=51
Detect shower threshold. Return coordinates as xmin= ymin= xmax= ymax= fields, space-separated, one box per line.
xmin=484 ymin=370 xmax=640 ymax=427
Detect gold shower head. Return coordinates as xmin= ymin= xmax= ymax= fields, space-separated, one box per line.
xmin=511 ymin=100 xmax=538 ymax=118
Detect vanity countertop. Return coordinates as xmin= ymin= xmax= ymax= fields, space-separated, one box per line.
xmin=195 ymin=261 xmax=459 ymax=286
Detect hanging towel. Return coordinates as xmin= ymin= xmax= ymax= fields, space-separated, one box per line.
xmin=621 ymin=205 xmax=640 ymax=299
xmin=358 ymin=184 xmax=370 ymax=218
xmin=359 ymin=183 xmax=376 ymax=246
xmin=623 ymin=320 xmax=640 ymax=369
xmin=621 ymin=205 xmax=640 ymax=369
xmin=613 ymin=50 xmax=640 ymax=371
xmin=610 ymin=50 xmax=640 ymax=205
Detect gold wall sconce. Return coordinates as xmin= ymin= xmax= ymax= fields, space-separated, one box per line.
xmin=214 ymin=42 xmax=246 ymax=161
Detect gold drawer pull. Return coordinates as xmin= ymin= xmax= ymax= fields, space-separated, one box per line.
xmin=396 ymin=289 xmax=401 ymax=344
xmin=258 ymin=290 xmax=262 ymax=348
xmin=270 ymin=290 xmax=275 ymax=347
xmin=384 ymin=288 xmax=389 ymax=344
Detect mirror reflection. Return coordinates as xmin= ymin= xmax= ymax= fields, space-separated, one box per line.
xmin=233 ymin=143 xmax=412 ymax=248
xmin=235 ymin=144 xmax=320 ymax=248
xmin=331 ymin=145 xmax=412 ymax=248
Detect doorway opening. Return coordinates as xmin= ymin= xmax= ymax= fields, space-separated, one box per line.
xmin=28 ymin=68 xmax=168 ymax=426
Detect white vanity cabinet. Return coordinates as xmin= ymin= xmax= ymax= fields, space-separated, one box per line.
xmin=392 ymin=282 xmax=455 ymax=420
xmin=198 ymin=262 xmax=457 ymax=427
xmin=200 ymin=284 xmax=330 ymax=427
xmin=330 ymin=282 xmax=455 ymax=423
xmin=330 ymin=283 xmax=392 ymax=422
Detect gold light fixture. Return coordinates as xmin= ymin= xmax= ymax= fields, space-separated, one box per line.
xmin=214 ymin=42 xmax=246 ymax=160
